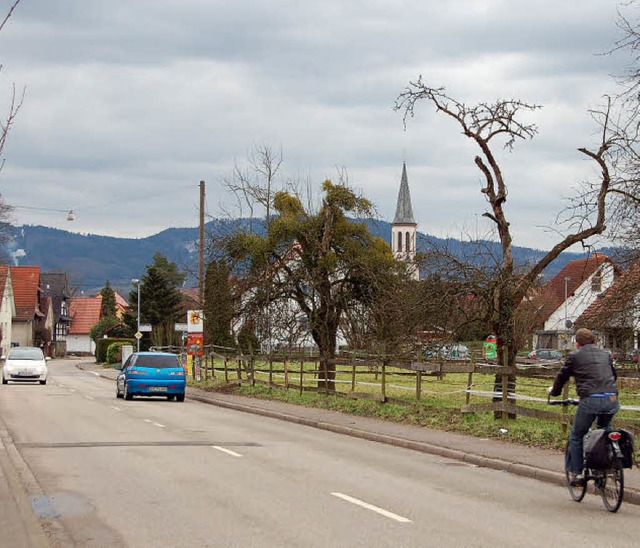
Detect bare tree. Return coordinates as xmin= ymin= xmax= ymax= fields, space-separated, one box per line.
xmin=395 ymin=79 xmax=615 ymax=380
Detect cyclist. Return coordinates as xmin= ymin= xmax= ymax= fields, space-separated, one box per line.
xmin=547 ymin=328 xmax=619 ymax=485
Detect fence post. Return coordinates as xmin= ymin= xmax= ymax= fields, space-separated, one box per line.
xmin=299 ymin=359 xmax=304 ymax=395
xmin=381 ymin=361 xmax=387 ymax=403
xmin=237 ymin=358 xmax=242 ymax=381
xmin=351 ymin=364 xmax=356 ymax=392
xmin=466 ymin=370 xmax=473 ymax=406
xmin=251 ymin=355 xmax=255 ymax=387
xmin=284 ymin=357 xmax=289 ymax=390
xmin=269 ymin=356 xmax=273 ymax=386
xmin=416 ymin=370 xmax=422 ymax=401
xmin=502 ymin=350 xmax=509 ymax=427
xmin=204 ymin=353 xmax=209 ymax=381
xmin=224 ymin=357 xmax=228 ymax=383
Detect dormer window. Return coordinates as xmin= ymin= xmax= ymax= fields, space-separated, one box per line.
xmin=591 ymin=273 xmax=602 ymax=292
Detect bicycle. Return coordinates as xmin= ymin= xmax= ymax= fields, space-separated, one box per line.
xmin=548 ymin=396 xmax=626 ymax=513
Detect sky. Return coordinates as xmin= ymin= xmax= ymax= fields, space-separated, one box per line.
xmin=0 ymin=0 xmax=633 ymax=251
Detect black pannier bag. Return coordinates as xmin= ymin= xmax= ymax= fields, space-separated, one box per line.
xmin=583 ymin=429 xmax=611 ymax=469
xmin=618 ymin=429 xmax=635 ymax=469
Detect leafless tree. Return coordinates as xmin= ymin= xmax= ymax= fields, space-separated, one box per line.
xmin=395 ymin=79 xmax=615 ymax=381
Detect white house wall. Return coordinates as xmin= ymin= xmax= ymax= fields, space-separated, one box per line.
xmin=0 ymin=276 xmax=15 ymax=357
xmin=66 ymin=335 xmax=95 ymax=355
xmin=544 ymin=263 xmax=616 ymax=332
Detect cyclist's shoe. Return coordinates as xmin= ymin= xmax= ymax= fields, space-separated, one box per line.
xmin=569 ymin=473 xmax=585 ymax=487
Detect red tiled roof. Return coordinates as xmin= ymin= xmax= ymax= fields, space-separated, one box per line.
xmin=114 ymin=292 xmax=128 ymax=313
xmin=68 ymin=296 xmax=102 ymax=335
xmin=578 ymin=259 xmax=640 ymax=328
xmin=10 ymin=266 xmax=41 ymax=321
xmin=535 ymin=254 xmax=615 ymax=324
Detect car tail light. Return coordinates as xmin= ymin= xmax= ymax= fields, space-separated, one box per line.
xmin=608 ymin=432 xmax=622 ymax=441
xmin=130 ymin=369 xmax=148 ymax=375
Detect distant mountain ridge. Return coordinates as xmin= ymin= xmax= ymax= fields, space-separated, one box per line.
xmin=7 ymin=220 xmax=616 ymax=295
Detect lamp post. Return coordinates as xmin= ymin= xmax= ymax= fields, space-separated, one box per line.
xmin=132 ymin=278 xmax=141 ymax=351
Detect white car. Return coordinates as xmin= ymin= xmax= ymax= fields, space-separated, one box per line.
xmin=2 ymin=346 xmax=49 ymax=385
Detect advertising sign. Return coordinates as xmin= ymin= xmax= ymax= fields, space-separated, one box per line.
xmin=186 ymin=333 xmax=203 ymax=356
xmin=187 ymin=310 xmax=204 ymax=333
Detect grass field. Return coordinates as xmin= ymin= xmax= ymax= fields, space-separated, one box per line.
xmin=188 ymin=357 xmax=640 ymax=455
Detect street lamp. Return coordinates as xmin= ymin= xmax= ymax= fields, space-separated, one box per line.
xmin=132 ymin=278 xmax=141 ymax=351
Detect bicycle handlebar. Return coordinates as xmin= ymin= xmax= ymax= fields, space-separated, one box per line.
xmin=547 ymin=395 xmax=579 ymax=406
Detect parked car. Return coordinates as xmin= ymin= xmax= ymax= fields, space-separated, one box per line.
xmin=424 ymin=344 xmax=470 ymax=361
xmin=1 ymin=346 xmax=49 ymax=385
xmin=115 ymin=351 xmax=186 ymax=401
xmin=527 ymin=348 xmax=564 ymax=361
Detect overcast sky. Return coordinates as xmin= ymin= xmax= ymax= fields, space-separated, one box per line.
xmin=0 ymin=0 xmax=633 ymax=250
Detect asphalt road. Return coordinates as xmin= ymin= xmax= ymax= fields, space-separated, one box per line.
xmin=1 ymin=359 xmax=639 ymax=547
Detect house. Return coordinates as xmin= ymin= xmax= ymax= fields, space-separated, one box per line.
xmin=576 ymin=258 xmax=640 ymax=355
xmin=41 ymin=272 xmax=72 ymax=357
xmin=10 ymin=266 xmax=45 ymax=348
xmin=532 ymin=253 xmax=618 ymax=350
xmin=67 ymin=292 xmax=128 ymax=355
xmin=0 ymin=266 xmax=16 ymax=356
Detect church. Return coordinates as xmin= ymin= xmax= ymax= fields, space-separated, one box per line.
xmin=391 ymin=162 xmax=419 ymax=280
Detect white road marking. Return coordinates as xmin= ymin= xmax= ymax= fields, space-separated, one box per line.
xmin=144 ymin=419 xmax=166 ymax=428
xmin=110 ymin=406 xmax=121 ymax=411
xmin=212 ymin=446 xmax=243 ymax=458
xmin=88 ymin=371 xmax=100 ymax=376
xmin=85 ymin=395 xmax=95 ymax=400
xmin=330 ymin=493 xmax=412 ymax=523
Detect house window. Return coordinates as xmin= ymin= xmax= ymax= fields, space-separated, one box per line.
xmin=397 ymin=232 xmax=403 ymax=252
xmin=405 ymin=232 xmax=411 ymax=254
xmin=591 ymin=273 xmax=602 ymax=292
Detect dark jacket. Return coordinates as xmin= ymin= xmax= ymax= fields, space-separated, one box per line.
xmin=550 ymin=344 xmax=617 ymax=398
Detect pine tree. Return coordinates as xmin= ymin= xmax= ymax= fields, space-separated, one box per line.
xmin=204 ymin=260 xmax=235 ymax=348
xmin=100 ymin=280 xmax=117 ymax=318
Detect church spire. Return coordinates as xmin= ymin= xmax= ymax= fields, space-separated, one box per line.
xmin=393 ymin=161 xmax=416 ymax=225
xmin=391 ymin=161 xmax=419 ymax=280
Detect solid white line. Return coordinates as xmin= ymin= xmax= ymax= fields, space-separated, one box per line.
xmin=331 ymin=493 xmax=412 ymax=523
xmin=211 ymin=446 xmax=243 ymax=458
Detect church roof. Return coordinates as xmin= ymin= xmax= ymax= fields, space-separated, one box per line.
xmin=393 ymin=162 xmax=416 ymax=225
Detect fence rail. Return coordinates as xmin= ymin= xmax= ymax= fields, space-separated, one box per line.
xmin=187 ymin=351 xmax=640 ymax=435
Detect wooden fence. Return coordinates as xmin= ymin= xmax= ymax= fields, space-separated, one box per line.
xmin=189 ymin=350 xmax=640 ymax=435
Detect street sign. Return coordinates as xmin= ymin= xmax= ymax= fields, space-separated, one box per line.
xmin=187 ymin=310 xmax=204 ymax=333
xmin=134 ymin=332 xmax=142 ymax=340
xmin=174 ymin=323 xmax=188 ymax=332
xmin=139 ymin=323 xmax=152 ymax=332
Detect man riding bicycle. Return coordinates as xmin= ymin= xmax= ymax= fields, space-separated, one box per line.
xmin=547 ymin=328 xmax=619 ymax=485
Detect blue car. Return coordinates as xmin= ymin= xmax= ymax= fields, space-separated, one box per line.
xmin=115 ymin=352 xmax=186 ymax=402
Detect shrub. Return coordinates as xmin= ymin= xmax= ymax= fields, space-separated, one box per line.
xmin=96 ymin=337 xmax=135 ymax=363
xmin=106 ymin=342 xmax=127 ymax=364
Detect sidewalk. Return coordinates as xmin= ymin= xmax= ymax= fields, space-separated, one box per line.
xmin=80 ymin=361 xmax=640 ymax=506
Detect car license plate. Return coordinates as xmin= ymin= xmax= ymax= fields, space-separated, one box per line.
xmin=149 ymin=386 xmax=167 ymax=392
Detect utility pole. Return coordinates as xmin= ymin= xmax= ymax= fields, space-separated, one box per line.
xmin=199 ymin=180 xmax=205 ymax=307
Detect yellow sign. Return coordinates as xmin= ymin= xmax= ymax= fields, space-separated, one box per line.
xmin=134 ymin=332 xmax=143 ymax=340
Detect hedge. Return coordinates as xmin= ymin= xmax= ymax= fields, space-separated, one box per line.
xmin=96 ymin=338 xmax=135 ymax=364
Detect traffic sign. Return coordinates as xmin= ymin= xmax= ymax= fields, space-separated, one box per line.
xmin=134 ymin=332 xmax=143 ymax=340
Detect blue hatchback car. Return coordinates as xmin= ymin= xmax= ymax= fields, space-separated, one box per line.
xmin=115 ymin=352 xmax=186 ymax=402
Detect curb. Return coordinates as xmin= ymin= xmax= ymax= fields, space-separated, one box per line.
xmin=186 ymin=390 xmax=640 ymax=506
xmin=80 ymin=364 xmax=640 ymax=506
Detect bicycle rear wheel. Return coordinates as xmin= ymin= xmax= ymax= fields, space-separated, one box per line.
xmin=601 ymin=459 xmax=624 ymax=513
xmin=565 ymin=441 xmax=586 ymax=502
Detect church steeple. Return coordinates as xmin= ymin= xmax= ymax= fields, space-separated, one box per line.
xmin=391 ymin=161 xmax=419 ymax=280
xmin=393 ymin=162 xmax=416 ymax=225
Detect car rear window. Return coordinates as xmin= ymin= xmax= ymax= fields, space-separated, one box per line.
xmin=134 ymin=355 xmax=182 ymax=369
xmin=8 ymin=348 xmax=45 ymax=360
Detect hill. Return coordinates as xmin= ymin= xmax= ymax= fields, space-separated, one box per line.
xmin=6 ymin=220 xmax=617 ymax=295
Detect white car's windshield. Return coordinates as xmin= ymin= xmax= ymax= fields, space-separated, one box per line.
xmin=8 ymin=348 xmax=45 ymax=360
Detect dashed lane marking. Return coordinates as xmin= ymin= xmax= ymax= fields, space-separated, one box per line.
xmin=331 ymin=492 xmax=412 ymax=523
xmin=212 ymin=445 xmax=243 ymax=458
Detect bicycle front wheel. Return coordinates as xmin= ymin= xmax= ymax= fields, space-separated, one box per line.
xmin=565 ymin=441 xmax=586 ymax=502
xmin=601 ymin=459 xmax=624 ymax=513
